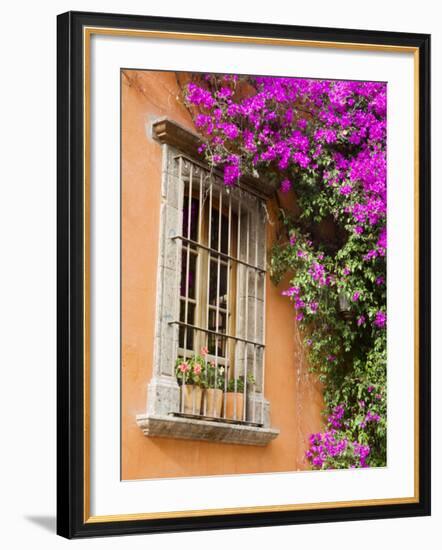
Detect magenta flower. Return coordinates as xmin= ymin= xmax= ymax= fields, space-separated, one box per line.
xmin=357 ymin=315 xmax=366 ymax=326
xmin=217 ymin=87 xmax=233 ymax=99
xmin=366 ymin=411 xmax=381 ymax=423
xmin=374 ymin=310 xmax=387 ymax=328
xmin=297 ymin=118 xmax=307 ymax=130
xmin=223 ymin=163 xmax=240 ymax=185
xmin=353 ymin=442 xmax=371 ymax=467
xmin=340 ymin=184 xmax=353 ymax=196
xmin=280 ymin=178 xmax=292 ymax=193
xmin=363 ymin=249 xmax=378 ymax=261
xmin=281 ymin=286 xmax=300 ymax=297
xmin=220 ymin=122 xmax=239 ymax=140
xmin=186 ymin=82 xmax=215 ymax=108
xmin=308 ymin=261 xmax=327 ymax=286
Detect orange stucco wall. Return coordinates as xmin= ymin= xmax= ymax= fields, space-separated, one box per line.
xmin=121 ymin=70 xmax=324 ymax=480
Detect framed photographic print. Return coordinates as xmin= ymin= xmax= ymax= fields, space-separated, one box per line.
xmin=57 ymin=11 xmax=431 ymax=538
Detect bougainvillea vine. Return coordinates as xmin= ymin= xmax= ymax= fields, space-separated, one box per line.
xmin=185 ymin=73 xmax=387 ymax=469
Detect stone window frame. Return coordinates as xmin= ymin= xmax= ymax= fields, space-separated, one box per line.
xmin=136 ymin=118 xmax=279 ymax=446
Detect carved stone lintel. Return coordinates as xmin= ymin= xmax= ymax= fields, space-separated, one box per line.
xmin=153 ymin=118 xmax=202 ymax=160
xmin=152 ymin=118 xmax=279 ymax=198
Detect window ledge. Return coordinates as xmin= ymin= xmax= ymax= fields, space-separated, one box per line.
xmin=136 ymin=413 xmax=280 ymax=446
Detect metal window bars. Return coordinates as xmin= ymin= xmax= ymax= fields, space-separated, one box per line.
xmin=170 ymin=154 xmax=267 ymax=427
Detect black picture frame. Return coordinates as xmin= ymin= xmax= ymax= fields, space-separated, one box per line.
xmin=57 ymin=10 xmax=431 ymax=539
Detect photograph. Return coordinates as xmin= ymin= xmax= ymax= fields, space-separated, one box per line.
xmin=123 ymin=70 xmax=388 ymax=479
xmin=56 ymin=10 xmax=430 ymax=538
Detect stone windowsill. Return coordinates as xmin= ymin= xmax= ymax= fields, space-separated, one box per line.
xmin=136 ymin=413 xmax=280 ymax=446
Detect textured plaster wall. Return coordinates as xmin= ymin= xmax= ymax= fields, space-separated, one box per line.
xmin=121 ymin=70 xmax=324 ymax=480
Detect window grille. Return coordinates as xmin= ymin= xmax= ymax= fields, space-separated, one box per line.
xmin=170 ymin=155 xmax=266 ymax=426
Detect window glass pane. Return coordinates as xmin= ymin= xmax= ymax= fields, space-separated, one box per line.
xmin=208 ymin=310 xmax=227 ymax=357
xmin=208 ymin=260 xmax=227 ymax=307
xmin=210 ymin=207 xmax=229 ymax=253
xmin=179 ymin=300 xmax=195 ymax=351
xmin=208 ymin=308 xmax=227 ymax=332
xmin=180 ymin=249 xmax=197 ymax=299
xmin=182 ymin=195 xmax=199 ymax=242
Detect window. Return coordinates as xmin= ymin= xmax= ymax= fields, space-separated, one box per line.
xmin=136 ymin=119 xmax=279 ymax=445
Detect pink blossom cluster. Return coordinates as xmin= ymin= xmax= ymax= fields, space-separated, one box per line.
xmin=306 ymin=404 xmax=373 ymax=469
xmin=186 ymin=76 xmax=386 ymax=249
xmin=306 ymin=429 xmax=348 ymax=468
xmin=186 ymin=74 xmax=387 ymax=331
xmin=353 ymin=442 xmax=371 ymax=468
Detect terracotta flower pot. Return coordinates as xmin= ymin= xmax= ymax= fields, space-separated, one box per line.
xmin=224 ymin=392 xmax=244 ymax=421
xmin=204 ymin=388 xmax=223 ymax=418
xmin=182 ymin=384 xmax=203 ymax=415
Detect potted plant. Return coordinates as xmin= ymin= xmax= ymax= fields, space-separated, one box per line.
xmin=203 ymin=355 xmax=225 ymax=418
xmin=175 ymin=355 xmax=206 ymax=415
xmin=224 ymin=374 xmax=255 ymax=421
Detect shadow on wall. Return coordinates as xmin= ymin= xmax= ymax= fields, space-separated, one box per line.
xmin=24 ymin=515 xmax=56 ymax=533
